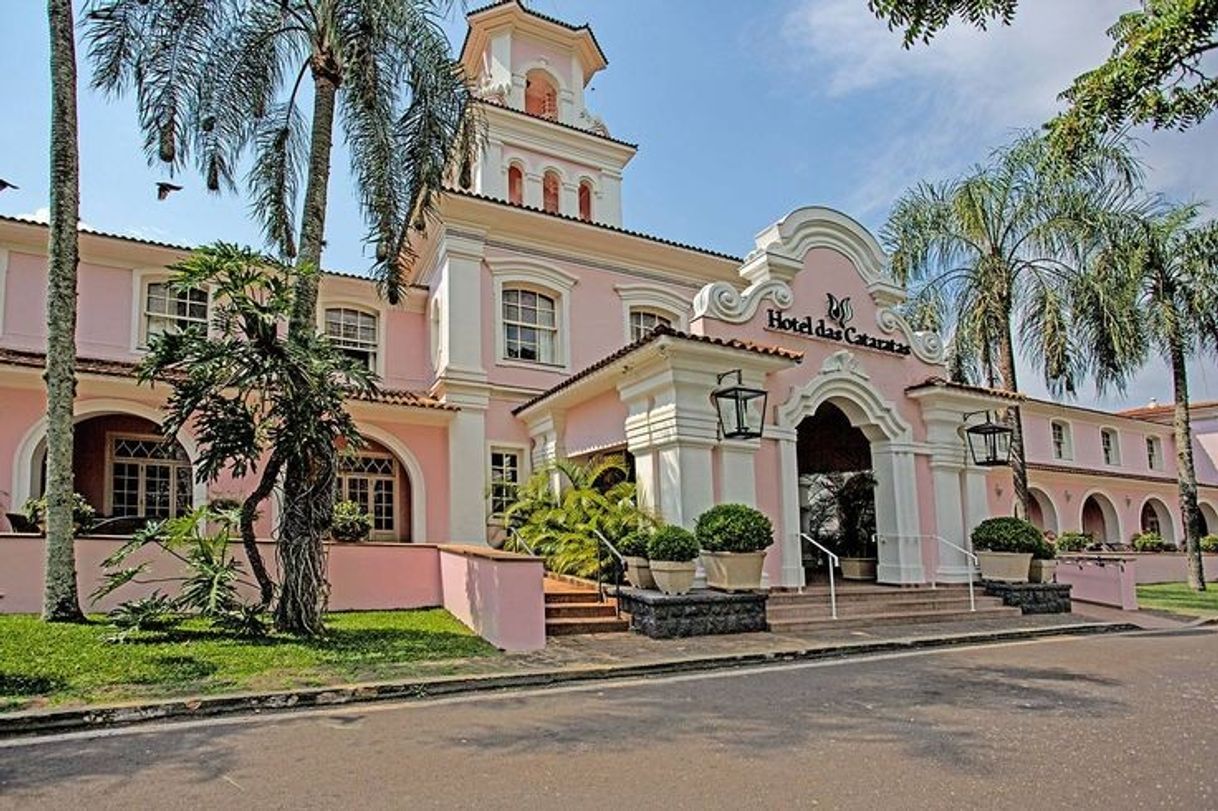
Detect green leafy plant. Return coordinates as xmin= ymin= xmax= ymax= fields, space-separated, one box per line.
xmin=1054 ymin=532 xmax=1093 ymax=553
xmin=971 ymin=517 xmax=1047 ymax=556
xmin=617 ymin=529 xmax=650 ymax=559
xmin=502 ymin=456 xmax=655 ymax=578
xmin=804 ymin=472 xmax=879 ymax=559
xmin=1132 ymin=532 xmax=1168 ymax=553
xmin=1201 ymin=535 xmax=1218 ymax=554
xmin=22 ymin=492 xmax=96 ymax=534
xmin=331 ymin=500 xmax=373 ymax=543
xmin=695 ymin=504 xmax=774 ymax=554
xmin=105 ymin=592 xmax=180 ymax=642
xmin=647 ymin=526 xmax=700 ymax=563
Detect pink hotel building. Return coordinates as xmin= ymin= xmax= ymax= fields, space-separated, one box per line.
xmin=2 ymin=1 xmax=1217 ymax=592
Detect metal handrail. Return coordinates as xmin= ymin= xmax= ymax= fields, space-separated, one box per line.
xmin=800 ymin=532 xmax=839 ymax=620
xmin=593 ymin=531 xmax=625 ymax=616
xmin=506 ymin=527 xmax=537 ymax=557
xmin=874 ymin=533 xmax=977 ymax=612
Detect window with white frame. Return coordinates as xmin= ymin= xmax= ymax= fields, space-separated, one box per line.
xmin=502 ymin=288 xmax=558 ymax=364
xmin=338 ymin=452 xmax=398 ymax=537
xmin=324 ymin=307 xmax=378 ymax=371
xmin=1146 ymin=436 xmax=1164 ymax=470
xmin=1101 ymin=428 xmax=1120 ymax=466
xmin=489 ymin=448 xmax=521 ymax=517
xmin=1050 ymin=421 xmax=1072 ymax=460
xmin=629 ymin=308 xmax=672 ymax=341
xmin=144 ymin=280 xmax=208 ymax=342
xmin=109 ymin=434 xmax=193 ymax=519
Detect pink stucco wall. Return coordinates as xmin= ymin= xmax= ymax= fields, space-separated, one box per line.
xmin=438 ymin=546 xmax=546 ymax=651
xmin=1056 ymin=556 xmax=1139 ymax=610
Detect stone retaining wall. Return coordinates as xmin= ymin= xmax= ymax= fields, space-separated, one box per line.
xmin=983 ymin=581 xmax=1073 ymax=615
xmin=615 ymin=588 xmax=768 ymax=639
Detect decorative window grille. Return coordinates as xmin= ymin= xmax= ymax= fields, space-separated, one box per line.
xmin=338 ymin=452 xmax=398 ymax=536
xmin=109 ymin=434 xmax=193 ymax=518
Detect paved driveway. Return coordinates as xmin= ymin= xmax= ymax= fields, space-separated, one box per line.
xmin=2 ymin=627 xmax=1215 ymax=810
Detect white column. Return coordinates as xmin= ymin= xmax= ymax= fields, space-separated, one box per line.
xmin=931 ymin=460 xmax=973 ymax=582
xmin=478 ymin=138 xmax=504 ymax=199
xmin=559 ymin=181 xmax=579 ymax=219
xmin=718 ymin=439 xmax=758 ymax=506
xmin=523 ymin=172 xmax=543 ymax=210
xmin=963 ymin=466 xmax=991 ymax=539
xmin=599 ymin=169 xmax=623 ymax=227
xmin=434 ymin=230 xmax=486 ymax=382
xmin=558 ymin=88 xmax=575 ymax=126
xmin=873 ymin=442 xmax=925 ymax=584
xmin=448 ymin=404 xmax=488 ymax=544
xmin=656 ymin=439 xmax=715 ymax=528
xmin=527 ymin=413 xmax=566 ymax=497
xmin=774 ymin=426 xmax=805 ymax=589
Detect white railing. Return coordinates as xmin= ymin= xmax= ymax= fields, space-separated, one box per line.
xmin=800 ymin=532 xmax=839 ymax=619
xmin=873 ymin=533 xmax=977 ymax=612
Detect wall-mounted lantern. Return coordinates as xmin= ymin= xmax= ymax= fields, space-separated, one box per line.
xmin=963 ymin=410 xmax=1013 ymax=467
xmin=711 ymin=369 xmax=768 ymax=440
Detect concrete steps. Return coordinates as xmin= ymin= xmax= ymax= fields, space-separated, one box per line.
xmin=767 ymin=584 xmax=1020 ymax=633
xmin=544 ymin=578 xmax=628 ymax=635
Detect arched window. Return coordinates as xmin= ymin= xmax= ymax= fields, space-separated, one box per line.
xmin=542 ymin=171 xmax=560 ymax=214
xmin=502 ymin=287 xmax=558 ymax=364
xmin=324 ymin=307 xmax=378 ymax=371
xmin=338 ymin=441 xmax=405 ymax=540
xmin=578 ymin=180 xmax=593 ymax=222
xmin=629 ymin=308 xmax=672 ymax=341
xmin=507 ymin=164 xmax=524 ymax=206
xmin=524 ymin=69 xmax=559 ymax=120
xmin=109 ymin=433 xmax=193 ymax=520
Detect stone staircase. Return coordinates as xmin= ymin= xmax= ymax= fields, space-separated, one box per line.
xmin=767 ymin=583 xmax=1020 ymax=633
xmin=544 ymin=577 xmax=629 ymax=636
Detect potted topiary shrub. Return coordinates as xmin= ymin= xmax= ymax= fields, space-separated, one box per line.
xmin=1028 ymin=534 xmax=1058 ymax=583
xmin=619 ymin=529 xmax=656 ymax=590
xmin=1054 ymin=531 xmax=1093 ymax=553
xmin=1131 ymin=532 xmax=1168 ymax=553
xmin=1201 ymin=535 xmax=1218 ymax=554
xmin=330 ymin=500 xmax=373 ymax=542
xmin=23 ymin=493 xmax=96 ymax=535
xmin=647 ymin=525 xmax=700 ymax=595
xmin=695 ymin=503 xmax=773 ymax=591
xmin=971 ymin=517 xmax=1040 ymax=583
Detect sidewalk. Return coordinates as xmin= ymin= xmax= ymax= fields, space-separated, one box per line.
xmin=0 ymin=612 xmax=1138 ymax=738
xmin=1069 ymin=600 xmax=1204 ymax=629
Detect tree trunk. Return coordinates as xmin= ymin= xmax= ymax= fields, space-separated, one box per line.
xmin=240 ymin=453 xmax=283 ymax=608
xmin=41 ymin=0 xmax=85 ymax=623
xmin=996 ymin=322 xmax=1031 ymax=519
xmin=1168 ymin=338 xmax=1206 ymax=591
xmin=276 ymin=68 xmax=339 ymax=636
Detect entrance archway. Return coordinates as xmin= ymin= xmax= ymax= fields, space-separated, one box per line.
xmin=1140 ymin=497 xmax=1176 ymax=546
xmin=347 ymin=425 xmax=427 ymax=543
xmin=1081 ymin=492 xmax=1120 ymax=545
xmin=1027 ymin=487 xmax=1059 ymax=534
xmin=1200 ymin=502 xmax=1218 ymax=537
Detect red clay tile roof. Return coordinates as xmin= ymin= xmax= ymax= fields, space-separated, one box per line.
xmin=0 ymin=347 xmax=455 ymax=411
xmin=445 ymin=189 xmax=743 ymax=263
xmin=1118 ymin=400 xmax=1218 ymax=420
xmin=905 ymin=377 xmax=1026 ymax=401
xmin=512 ymin=325 xmax=802 ymax=415
xmin=478 ymin=98 xmax=638 ymax=148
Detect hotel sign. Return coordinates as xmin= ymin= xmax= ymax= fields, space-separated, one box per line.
xmin=765 ymin=294 xmax=912 ymax=357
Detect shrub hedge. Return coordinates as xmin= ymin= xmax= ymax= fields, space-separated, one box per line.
xmin=971 ymin=517 xmax=1053 ymax=558
xmin=1054 ymin=531 xmax=1093 ymax=553
xmin=617 ymin=529 xmax=650 ymax=558
xmin=695 ymin=503 xmax=774 ymax=554
xmin=1201 ymin=534 xmax=1218 ymax=554
xmin=1132 ymin=532 xmax=1168 ymax=553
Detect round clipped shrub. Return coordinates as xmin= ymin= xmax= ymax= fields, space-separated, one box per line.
xmin=330 ymin=500 xmax=373 ymax=542
xmin=971 ymin=517 xmax=1044 ymax=555
xmin=617 ymin=529 xmax=650 ymax=558
xmin=1132 ymin=532 xmax=1167 ymax=553
xmin=695 ymin=503 xmax=774 ymax=554
xmin=1054 ymin=532 xmax=1093 ymax=553
xmin=1201 ymin=535 xmax=1218 ymax=554
xmin=647 ymin=525 xmax=700 ymax=562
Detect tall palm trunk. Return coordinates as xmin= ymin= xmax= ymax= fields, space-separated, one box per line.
xmin=1168 ymin=337 xmax=1206 ymax=591
xmin=41 ymin=0 xmax=85 ymax=623
xmin=996 ymin=319 xmax=1031 ymax=519
xmin=276 ymin=68 xmax=339 ymax=637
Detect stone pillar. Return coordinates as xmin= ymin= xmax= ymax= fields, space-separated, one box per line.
xmin=655 ymin=438 xmax=716 ymax=528
xmin=560 ymin=181 xmax=579 ymax=219
xmin=873 ymin=441 xmax=924 ymax=584
xmin=930 ymin=459 xmax=973 ymax=582
xmin=448 ymin=401 xmax=488 ymax=544
xmin=599 ymin=169 xmax=623 ymax=227
xmin=479 ymin=138 xmax=504 ymax=199
xmin=528 ymin=413 xmax=566 ymax=497
xmin=772 ymin=426 xmax=805 ymax=589
xmin=717 ymin=439 xmax=758 ymax=506
xmin=523 ymin=171 xmax=543 ymax=210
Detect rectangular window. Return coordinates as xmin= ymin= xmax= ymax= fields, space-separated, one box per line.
xmin=629 ymin=309 xmax=672 ymax=342
xmin=502 ymin=288 xmax=557 ymax=364
xmin=489 ymin=449 xmax=521 ymax=517
xmin=1051 ymin=422 xmax=1069 ymax=460
xmin=145 ymin=281 xmax=208 ymax=342
xmin=1146 ymin=437 xmax=1163 ymax=470
xmin=325 ymin=307 xmax=378 ymax=371
xmin=1101 ymin=429 xmax=1119 ymax=466
xmin=109 ymin=435 xmax=193 ymax=518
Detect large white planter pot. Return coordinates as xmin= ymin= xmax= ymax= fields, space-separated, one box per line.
xmin=650 ymin=560 xmax=697 ymax=595
xmin=700 ymin=550 xmax=766 ymax=592
xmin=839 ymin=557 xmax=878 ymax=581
xmin=978 ymin=551 xmax=1033 ymax=583
xmin=1029 ymin=558 xmax=1058 ymax=583
xmin=624 ymin=556 xmax=657 ymax=590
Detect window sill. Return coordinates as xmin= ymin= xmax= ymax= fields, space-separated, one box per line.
xmin=495 ymin=358 xmax=569 ymax=374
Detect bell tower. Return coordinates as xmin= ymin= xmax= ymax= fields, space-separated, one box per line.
xmin=459 ymin=0 xmax=636 ymax=227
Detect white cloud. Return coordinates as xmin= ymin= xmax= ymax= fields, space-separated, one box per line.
xmin=16 ymin=205 xmax=96 ymax=232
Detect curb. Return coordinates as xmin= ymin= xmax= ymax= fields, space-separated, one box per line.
xmin=0 ymin=621 xmax=1138 ymax=738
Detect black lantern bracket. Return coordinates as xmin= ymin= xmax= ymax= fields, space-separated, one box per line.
xmin=962 ymin=409 xmax=1014 ymax=467
xmin=711 ymin=369 xmax=768 ymax=441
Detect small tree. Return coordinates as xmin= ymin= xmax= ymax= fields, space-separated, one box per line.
xmin=138 ymin=243 xmax=376 ymax=618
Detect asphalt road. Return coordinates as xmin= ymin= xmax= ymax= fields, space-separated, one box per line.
xmin=2 ymin=628 xmax=1215 ymax=810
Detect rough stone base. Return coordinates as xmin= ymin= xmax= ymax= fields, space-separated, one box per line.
xmin=983 ymin=581 xmax=1073 ymax=615
xmin=614 ymin=587 xmax=769 ymax=639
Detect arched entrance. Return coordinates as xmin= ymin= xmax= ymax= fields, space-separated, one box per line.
xmin=1081 ymin=492 xmax=1120 ymax=545
xmin=337 ymin=436 xmax=416 ymax=542
xmin=1027 ymin=487 xmax=1059 ymax=534
xmin=1200 ymin=502 xmax=1218 ymax=537
xmin=1140 ymin=497 xmax=1176 ymax=546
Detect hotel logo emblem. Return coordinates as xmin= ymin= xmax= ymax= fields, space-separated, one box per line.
xmin=826 ymin=293 xmax=853 ymax=329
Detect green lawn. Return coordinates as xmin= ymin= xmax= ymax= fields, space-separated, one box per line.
xmin=0 ymin=610 xmax=498 ymax=711
xmin=1137 ymin=583 xmax=1218 ymax=618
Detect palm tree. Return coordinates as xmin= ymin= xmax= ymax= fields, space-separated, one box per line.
xmin=1074 ymin=202 xmax=1218 ymax=591
xmin=85 ymin=0 xmax=478 ymax=635
xmin=41 ymin=0 xmax=86 ymax=623
xmin=883 ymin=132 xmax=1140 ymax=516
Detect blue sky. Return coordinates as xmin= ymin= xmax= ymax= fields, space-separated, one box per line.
xmin=1 ymin=0 xmax=1215 ymax=407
